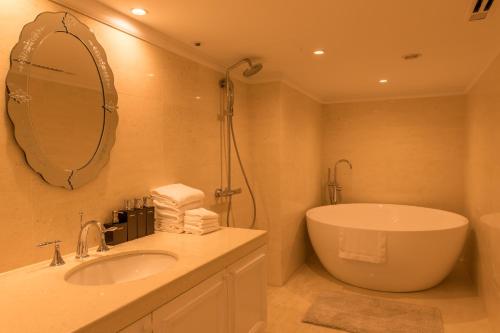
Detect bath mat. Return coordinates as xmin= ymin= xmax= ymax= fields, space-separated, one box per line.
xmin=303 ymin=291 xmax=444 ymax=333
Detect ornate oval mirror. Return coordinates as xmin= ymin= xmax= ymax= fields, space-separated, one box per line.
xmin=6 ymin=12 xmax=118 ymax=190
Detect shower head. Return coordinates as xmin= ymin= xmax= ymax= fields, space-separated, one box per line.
xmin=243 ymin=63 xmax=263 ymax=77
xmin=222 ymin=58 xmax=263 ymax=115
xmin=226 ymin=58 xmax=263 ymax=77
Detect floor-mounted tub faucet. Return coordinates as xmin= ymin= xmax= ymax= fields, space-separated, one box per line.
xmin=328 ymin=159 xmax=353 ymax=205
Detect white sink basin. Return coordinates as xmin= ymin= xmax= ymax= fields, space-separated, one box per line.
xmin=65 ymin=250 xmax=177 ymax=286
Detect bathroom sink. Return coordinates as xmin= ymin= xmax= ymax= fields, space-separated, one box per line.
xmin=65 ymin=250 xmax=177 ymax=286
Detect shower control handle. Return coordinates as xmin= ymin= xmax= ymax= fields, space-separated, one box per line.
xmin=215 ymin=187 xmax=242 ymax=198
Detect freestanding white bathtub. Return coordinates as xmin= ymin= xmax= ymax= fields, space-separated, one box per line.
xmin=306 ymin=204 xmax=469 ymax=292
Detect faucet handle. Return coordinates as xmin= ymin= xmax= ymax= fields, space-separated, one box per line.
xmin=37 ymin=240 xmax=65 ymax=266
xmin=96 ymin=225 xmax=122 ymax=253
xmin=37 ymin=240 xmax=61 ymax=247
xmin=104 ymin=226 xmax=122 ymax=233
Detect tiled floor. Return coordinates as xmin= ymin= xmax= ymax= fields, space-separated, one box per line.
xmin=267 ymin=257 xmax=491 ymax=333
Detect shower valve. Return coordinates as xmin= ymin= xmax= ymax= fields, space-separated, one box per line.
xmin=215 ymin=187 xmax=242 ymax=198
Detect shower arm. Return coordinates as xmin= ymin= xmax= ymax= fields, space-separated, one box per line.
xmin=226 ymin=58 xmax=252 ymax=72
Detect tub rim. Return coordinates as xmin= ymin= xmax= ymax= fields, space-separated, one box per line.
xmin=306 ymin=203 xmax=469 ymax=232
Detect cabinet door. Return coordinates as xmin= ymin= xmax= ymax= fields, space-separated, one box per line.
xmin=152 ymin=272 xmax=228 ymax=333
xmin=118 ymin=314 xmax=152 ymax=333
xmin=227 ymin=247 xmax=267 ymax=333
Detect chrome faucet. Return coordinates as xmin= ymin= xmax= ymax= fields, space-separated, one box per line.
xmin=328 ymin=159 xmax=353 ymax=205
xmin=75 ymin=220 xmax=118 ymax=259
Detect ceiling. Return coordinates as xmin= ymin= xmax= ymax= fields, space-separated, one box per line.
xmin=96 ymin=0 xmax=500 ymax=103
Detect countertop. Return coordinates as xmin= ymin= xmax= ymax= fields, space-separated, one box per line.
xmin=0 ymin=227 xmax=267 ymax=333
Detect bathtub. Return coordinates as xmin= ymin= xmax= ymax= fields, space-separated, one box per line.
xmin=306 ymin=204 xmax=468 ymax=292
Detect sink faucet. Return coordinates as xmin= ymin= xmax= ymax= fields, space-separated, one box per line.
xmin=328 ymin=159 xmax=353 ymax=205
xmin=76 ymin=220 xmax=118 ymax=259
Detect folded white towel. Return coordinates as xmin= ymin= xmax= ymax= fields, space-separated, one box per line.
xmin=184 ymin=216 xmax=218 ymax=223
xmin=184 ymin=225 xmax=221 ymax=235
xmin=153 ymin=199 xmax=203 ymax=213
xmin=155 ymin=209 xmax=184 ymax=220
xmin=338 ymin=228 xmax=387 ymax=264
xmin=155 ymin=221 xmax=183 ymax=227
xmin=155 ymin=220 xmax=184 ymax=233
xmin=155 ymin=215 xmax=183 ymax=224
xmin=151 ymin=184 xmax=205 ymax=207
xmin=184 ymin=221 xmax=220 ymax=228
xmin=155 ymin=225 xmax=184 ymax=234
xmin=156 ymin=218 xmax=182 ymax=224
xmin=185 ymin=208 xmax=218 ymax=220
xmin=184 ymin=220 xmax=219 ymax=229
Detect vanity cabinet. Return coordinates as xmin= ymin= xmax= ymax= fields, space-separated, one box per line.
xmin=119 ymin=315 xmax=153 ymax=333
xmin=227 ymin=249 xmax=267 ymax=333
xmin=120 ymin=247 xmax=266 ymax=333
xmin=153 ymin=271 xmax=228 ymax=333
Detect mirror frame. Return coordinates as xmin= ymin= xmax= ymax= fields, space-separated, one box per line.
xmin=6 ymin=12 xmax=118 ymax=190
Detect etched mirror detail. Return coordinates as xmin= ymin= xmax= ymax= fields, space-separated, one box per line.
xmin=8 ymin=89 xmax=31 ymax=104
xmin=6 ymin=12 xmax=118 ymax=190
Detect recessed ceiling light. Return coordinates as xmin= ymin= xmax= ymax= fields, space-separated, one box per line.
xmin=379 ymin=79 xmax=388 ymax=84
xmin=131 ymin=8 xmax=148 ymax=16
xmin=313 ymin=49 xmax=325 ymax=55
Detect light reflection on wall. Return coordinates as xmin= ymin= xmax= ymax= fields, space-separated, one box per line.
xmin=108 ymin=17 xmax=139 ymax=35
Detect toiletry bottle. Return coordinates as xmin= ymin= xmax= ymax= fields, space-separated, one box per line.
xmin=119 ymin=199 xmax=138 ymax=241
xmin=144 ymin=195 xmax=155 ymax=235
xmin=105 ymin=211 xmax=128 ymax=245
xmin=135 ymin=198 xmax=147 ymax=238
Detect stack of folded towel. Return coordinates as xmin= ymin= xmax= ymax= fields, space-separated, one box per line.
xmin=184 ymin=208 xmax=221 ymax=235
xmin=151 ymin=183 xmax=205 ymax=233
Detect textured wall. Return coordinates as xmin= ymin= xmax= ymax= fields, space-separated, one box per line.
xmin=465 ymin=53 xmax=500 ymax=332
xmin=279 ymin=84 xmax=323 ymax=281
xmin=247 ymin=82 xmax=323 ymax=285
xmin=323 ymin=96 xmax=467 ymax=214
xmin=247 ymin=82 xmax=283 ymax=284
xmin=0 ymin=0 xmax=252 ymax=272
xmin=0 ymin=0 xmax=322 ymax=278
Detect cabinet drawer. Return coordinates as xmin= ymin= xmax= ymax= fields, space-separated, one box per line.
xmin=118 ymin=314 xmax=152 ymax=333
xmin=227 ymin=247 xmax=267 ymax=333
xmin=152 ymin=271 xmax=228 ymax=333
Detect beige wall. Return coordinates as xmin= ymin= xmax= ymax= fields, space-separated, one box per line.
xmin=248 ymin=82 xmax=323 ymax=285
xmin=323 ymin=96 xmax=467 ymax=214
xmin=0 ymin=0 xmax=253 ymax=272
xmin=6 ymin=6 xmax=498 ymax=321
xmin=279 ymin=84 xmax=323 ymax=281
xmin=247 ymin=82 xmax=283 ymax=284
xmin=0 ymin=0 xmax=321 ymax=279
xmin=465 ymin=53 xmax=500 ymax=332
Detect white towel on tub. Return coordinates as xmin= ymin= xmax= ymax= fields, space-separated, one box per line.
xmin=338 ymin=228 xmax=387 ymax=264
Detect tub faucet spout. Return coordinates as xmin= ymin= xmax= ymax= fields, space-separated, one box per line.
xmin=328 ymin=159 xmax=353 ymax=205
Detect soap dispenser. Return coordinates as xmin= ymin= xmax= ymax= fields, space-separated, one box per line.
xmin=135 ymin=198 xmax=147 ymax=238
xmin=119 ymin=200 xmax=138 ymax=241
xmin=144 ymin=195 xmax=155 ymax=235
xmin=104 ymin=211 xmax=128 ymax=245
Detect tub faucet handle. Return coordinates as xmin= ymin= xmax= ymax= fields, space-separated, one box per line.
xmin=37 ymin=240 xmax=65 ymax=267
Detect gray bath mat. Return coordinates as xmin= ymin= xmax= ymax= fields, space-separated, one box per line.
xmin=303 ymin=291 xmax=444 ymax=333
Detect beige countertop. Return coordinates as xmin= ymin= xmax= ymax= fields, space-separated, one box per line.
xmin=0 ymin=227 xmax=267 ymax=333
